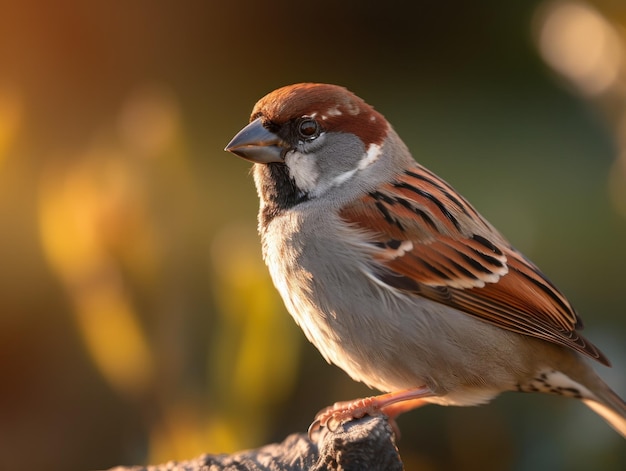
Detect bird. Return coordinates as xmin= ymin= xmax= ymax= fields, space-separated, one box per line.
xmin=224 ymin=82 xmax=626 ymax=439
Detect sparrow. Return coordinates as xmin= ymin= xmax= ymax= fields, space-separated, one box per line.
xmin=224 ymin=83 xmax=626 ymax=439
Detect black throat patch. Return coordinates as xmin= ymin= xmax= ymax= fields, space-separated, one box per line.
xmin=255 ymin=163 xmax=309 ymax=226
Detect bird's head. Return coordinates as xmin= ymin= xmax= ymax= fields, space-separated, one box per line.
xmin=225 ymin=83 xmax=405 ymax=211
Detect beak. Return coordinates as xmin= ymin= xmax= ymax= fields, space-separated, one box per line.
xmin=224 ymin=117 xmax=286 ymax=163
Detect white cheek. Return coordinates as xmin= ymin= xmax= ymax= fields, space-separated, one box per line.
xmin=326 ymin=143 xmax=383 ymax=188
xmin=284 ymin=151 xmax=319 ymax=193
xmin=329 ymin=168 xmax=357 ymax=187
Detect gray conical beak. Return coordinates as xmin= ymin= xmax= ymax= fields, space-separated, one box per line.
xmin=224 ymin=118 xmax=286 ymax=163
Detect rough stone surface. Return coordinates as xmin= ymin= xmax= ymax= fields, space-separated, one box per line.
xmin=108 ymin=416 xmax=403 ymax=471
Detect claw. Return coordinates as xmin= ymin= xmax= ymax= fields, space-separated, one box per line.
xmin=326 ymin=415 xmax=342 ymax=432
xmin=307 ymin=418 xmax=322 ymax=440
xmin=306 ymin=386 xmax=434 ymax=440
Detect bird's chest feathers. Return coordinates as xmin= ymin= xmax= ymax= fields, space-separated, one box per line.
xmin=262 ymin=213 xmax=325 ymax=333
xmin=260 ymin=212 xmax=366 ymax=364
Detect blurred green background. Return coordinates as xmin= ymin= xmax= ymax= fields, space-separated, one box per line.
xmin=0 ymin=1 xmax=625 ymax=470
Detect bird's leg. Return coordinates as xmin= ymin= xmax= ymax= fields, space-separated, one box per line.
xmin=308 ymin=386 xmax=433 ymax=439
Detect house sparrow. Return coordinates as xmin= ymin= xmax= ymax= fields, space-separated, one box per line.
xmin=224 ymin=83 xmax=626 ymax=438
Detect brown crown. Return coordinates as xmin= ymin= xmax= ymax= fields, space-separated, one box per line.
xmin=251 ymin=83 xmax=389 ymax=146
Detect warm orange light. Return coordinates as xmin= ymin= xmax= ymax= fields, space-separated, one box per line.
xmin=0 ymin=83 xmax=22 ymax=169
xmin=535 ymin=1 xmax=623 ymax=95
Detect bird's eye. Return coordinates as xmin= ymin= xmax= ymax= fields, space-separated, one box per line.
xmin=297 ymin=118 xmax=320 ymax=140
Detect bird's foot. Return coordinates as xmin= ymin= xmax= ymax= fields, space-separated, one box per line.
xmin=307 ymin=386 xmax=433 ymax=440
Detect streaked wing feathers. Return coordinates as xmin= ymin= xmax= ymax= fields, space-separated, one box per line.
xmin=340 ymin=165 xmax=609 ymax=366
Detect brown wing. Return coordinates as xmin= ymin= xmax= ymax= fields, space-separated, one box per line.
xmin=340 ymin=165 xmax=610 ymax=366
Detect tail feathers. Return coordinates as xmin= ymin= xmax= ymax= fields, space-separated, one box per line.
xmin=584 ymin=386 xmax=626 ymax=438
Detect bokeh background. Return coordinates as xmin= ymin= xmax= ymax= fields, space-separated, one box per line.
xmin=0 ymin=1 xmax=625 ymax=470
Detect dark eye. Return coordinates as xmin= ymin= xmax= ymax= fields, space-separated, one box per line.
xmin=297 ymin=118 xmax=320 ymax=140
